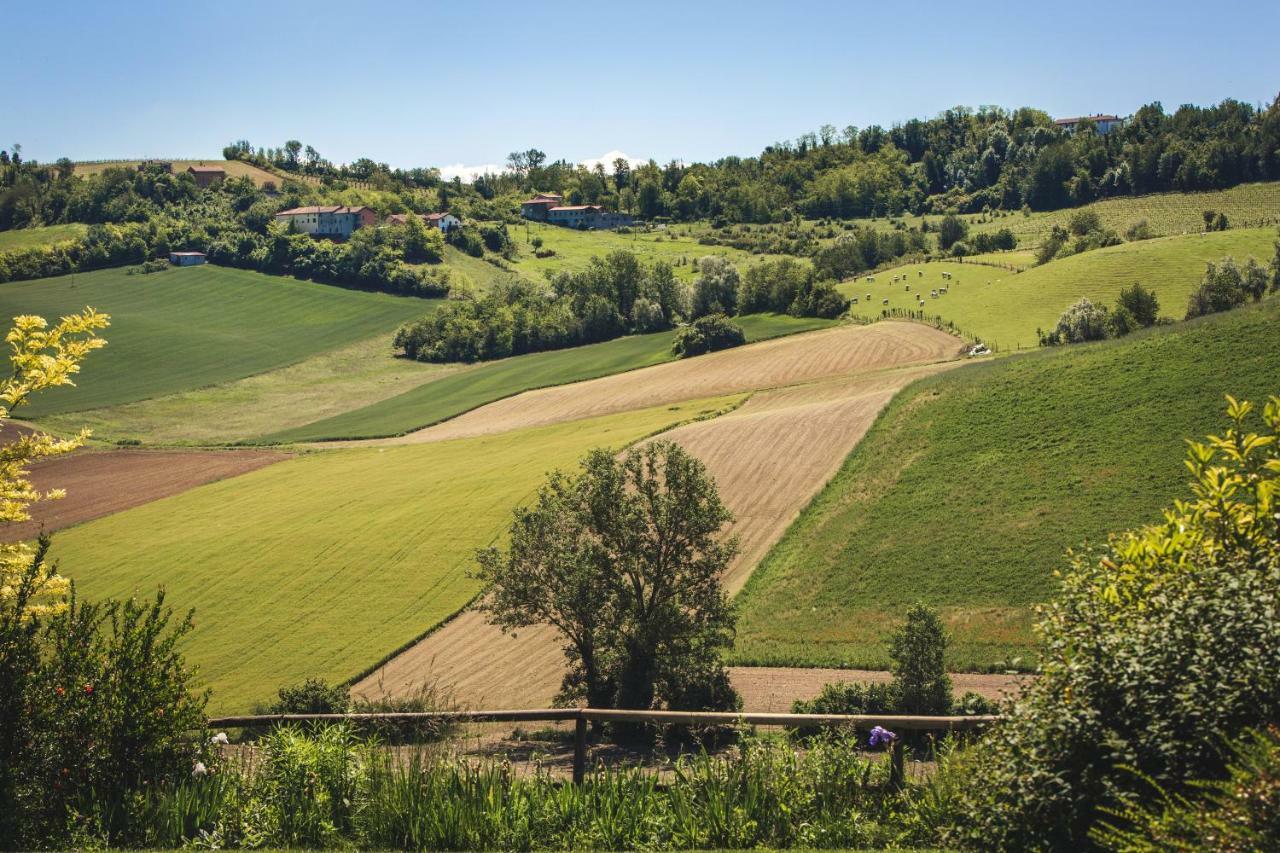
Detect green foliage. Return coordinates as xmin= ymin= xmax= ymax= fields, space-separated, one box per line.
xmin=1114 ymin=282 xmax=1160 ymax=328
xmin=938 ymin=214 xmax=968 ymax=251
xmin=475 ymin=442 xmax=740 ymax=717
xmin=1094 ymin=727 xmax=1280 ymax=852
xmin=1039 ymin=296 xmax=1111 ymax=345
xmin=888 ymin=605 xmax=952 ymax=715
xmin=1124 ymin=218 xmax=1153 ymax=241
xmin=739 ymin=257 xmax=848 ymax=318
xmin=1185 ymin=255 xmax=1270 ymax=318
xmin=969 ymin=227 xmax=1017 ymax=253
xmin=266 ymin=678 xmax=350 ymax=714
xmin=811 ymin=227 xmax=929 ymax=281
xmin=941 ymin=395 xmax=1280 ymax=850
xmin=690 ymin=255 xmax=739 ymax=317
xmin=671 ymin=314 xmax=747 ymax=358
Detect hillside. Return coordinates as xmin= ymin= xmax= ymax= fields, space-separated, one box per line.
xmin=731 ymin=297 xmax=1280 ymax=672
xmin=0 ymin=223 xmax=88 ymax=251
xmin=840 ymin=227 xmax=1276 ymax=349
xmin=1 ymin=265 xmax=434 ymax=416
xmin=73 ymin=159 xmax=284 ymax=188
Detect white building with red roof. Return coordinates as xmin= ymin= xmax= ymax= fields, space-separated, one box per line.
xmin=274 ymin=205 xmax=376 ymax=239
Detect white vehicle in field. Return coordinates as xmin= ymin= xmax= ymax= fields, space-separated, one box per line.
xmin=968 ymin=343 xmax=991 ymax=357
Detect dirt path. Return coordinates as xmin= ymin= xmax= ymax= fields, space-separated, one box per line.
xmin=354 ymin=346 xmax=965 ymax=708
xmin=335 ymin=321 xmax=963 ymax=447
xmin=1 ymin=446 xmax=289 ymax=542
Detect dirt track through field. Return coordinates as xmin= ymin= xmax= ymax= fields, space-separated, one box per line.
xmin=338 ymin=321 xmax=962 ymax=447
xmin=354 ymin=334 xmax=965 ymax=708
xmin=1 ymin=447 xmax=289 ymax=542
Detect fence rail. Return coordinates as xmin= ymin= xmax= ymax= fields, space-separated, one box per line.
xmin=206 ymin=708 xmax=998 ymax=788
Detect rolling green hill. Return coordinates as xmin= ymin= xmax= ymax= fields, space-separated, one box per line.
xmin=840 ymin=227 xmax=1277 ymax=349
xmin=0 ymin=223 xmax=89 ymax=252
xmin=731 ymin=297 xmax=1280 ymax=672
xmin=52 ymin=395 xmax=742 ymax=712
xmin=2 ymin=265 xmax=435 ymax=416
xmin=260 ymin=312 xmax=837 ymax=443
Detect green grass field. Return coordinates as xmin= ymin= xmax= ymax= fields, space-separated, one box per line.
xmin=731 ymin=297 xmax=1280 ymax=672
xmin=261 ymin=312 xmax=837 ymax=443
xmin=839 ymin=227 xmax=1277 ymax=350
xmin=53 ymin=395 xmax=743 ymax=712
xmin=0 ymin=223 xmax=88 ymax=252
xmin=508 ymin=221 xmax=776 ymax=282
xmin=2 ymin=265 xmax=435 ymax=417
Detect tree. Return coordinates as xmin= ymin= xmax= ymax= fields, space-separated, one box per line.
xmin=888 ymin=605 xmax=952 ymax=714
xmin=1185 ymin=256 xmax=1268 ymax=319
xmin=1114 ymin=282 xmax=1160 ymax=329
xmin=283 ymin=140 xmax=303 ymax=169
xmin=474 ymin=442 xmax=740 ymax=717
xmin=938 ymin=214 xmax=969 ymax=251
xmin=672 ymin=314 xmax=746 ymax=358
xmin=1040 ymin=297 xmax=1109 ymax=345
xmin=690 ymin=256 xmax=739 ymax=318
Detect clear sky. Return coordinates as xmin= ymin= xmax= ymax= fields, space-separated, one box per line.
xmin=6 ymin=0 xmax=1278 ymax=177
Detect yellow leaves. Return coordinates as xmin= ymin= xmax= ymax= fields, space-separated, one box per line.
xmin=0 ymin=308 xmax=110 ymax=619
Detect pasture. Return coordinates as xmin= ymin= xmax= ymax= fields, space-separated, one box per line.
xmin=839 ymin=227 xmax=1277 ymax=349
xmin=0 ymin=223 xmax=88 ymax=251
xmin=52 ymin=395 xmax=741 ymax=713
xmin=74 ymin=158 xmax=284 ymax=188
xmin=731 ymin=297 xmax=1280 ymax=672
xmin=1 ymin=265 xmax=434 ymax=417
xmin=261 ymin=312 xmax=837 ymax=443
xmin=507 ymin=220 xmax=772 ymax=281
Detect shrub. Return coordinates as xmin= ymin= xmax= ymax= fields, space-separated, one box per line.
xmin=970 ymin=228 xmax=1017 ymax=253
xmin=949 ymin=240 xmax=971 ymax=257
xmin=1124 ymin=218 xmax=1153 ymax=241
xmin=889 ymin=604 xmax=952 ymax=715
xmin=1185 ymin=256 xmax=1269 ymax=319
xmin=1068 ymin=208 xmax=1102 ymax=236
xmin=1039 ymin=297 xmax=1110 ymax=345
xmin=1115 ymin=282 xmax=1160 ymax=328
xmin=672 ymin=314 xmax=746 ymax=358
xmin=942 ymin=395 xmax=1280 ymax=850
xmin=266 ymin=677 xmax=350 ymax=715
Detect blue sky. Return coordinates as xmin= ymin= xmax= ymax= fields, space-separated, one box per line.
xmin=6 ymin=0 xmax=1278 ymax=177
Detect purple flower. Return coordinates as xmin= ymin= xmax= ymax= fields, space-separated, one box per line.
xmin=868 ymin=725 xmax=897 ymax=748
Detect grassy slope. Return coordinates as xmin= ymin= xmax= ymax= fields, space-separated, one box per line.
xmin=74 ymin=159 xmax=283 ymax=188
xmin=731 ymin=298 xmax=1280 ymax=672
xmin=0 ymin=223 xmax=88 ymax=251
xmin=840 ymin=227 xmax=1276 ymax=350
xmin=440 ymin=245 xmax=524 ymax=291
xmin=54 ymin=395 xmax=743 ymax=712
xmin=507 ymin=221 xmax=773 ymax=282
xmin=260 ymin=313 xmax=837 ymax=443
xmin=2 ymin=265 xmax=434 ymax=417
xmin=37 ymin=334 xmax=461 ymax=445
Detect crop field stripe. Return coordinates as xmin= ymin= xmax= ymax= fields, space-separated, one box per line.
xmin=258 ymin=313 xmax=837 ymax=444
xmin=51 ymin=395 xmax=743 ymax=713
xmin=2 ymin=265 xmax=435 ymax=416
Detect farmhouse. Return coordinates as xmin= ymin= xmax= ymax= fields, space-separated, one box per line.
xmin=522 ymin=194 xmax=634 ymax=230
xmin=187 ymin=165 xmax=226 ymax=187
xmin=385 ymin=211 xmax=461 ymax=232
xmin=274 ymin=205 xmax=376 ymax=239
xmin=168 ymin=251 xmax=205 ymax=266
xmin=1054 ymin=114 xmax=1125 ymax=135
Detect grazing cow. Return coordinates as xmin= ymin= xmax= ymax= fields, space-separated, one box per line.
xmin=851 ymin=297 xmax=859 ymax=304
xmin=866 ymin=293 xmax=872 ymax=300
xmin=882 ymin=298 xmax=889 ymax=305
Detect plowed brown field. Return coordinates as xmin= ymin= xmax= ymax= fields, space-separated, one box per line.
xmin=342 ymin=321 xmax=962 ymax=447
xmin=354 ymin=340 xmax=965 ymax=708
xmin=2 ymin=448 xmax=288 ymax=542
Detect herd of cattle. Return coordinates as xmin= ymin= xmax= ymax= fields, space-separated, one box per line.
xmin=849 ymin=268 xmax=956 ymax=308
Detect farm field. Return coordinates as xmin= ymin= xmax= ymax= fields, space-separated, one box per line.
xmin=356 ymin=353 xmax=965 ymax=709
xmin=3 ymin=447 xmax=288 ymax=541
xmin=356 ymin=321 xmax=962 ymax=447
xmin=73 ymin=158 xmax=284 ymax=188
xmin=507 ymin=220 xmax=775 ymax=281
xmin=840 ymin=227 xmax=1277 ymax=349
xmin=440 ymin=244 xmax=524 ymax=291
xmin=52 ymin=395 xmax=739 ymax=713
xmin=36 ymin=333 xmax=460 ymax=445
xmin=731 ymin=297 xmax=1280 ymax=672
xmin=0 ymin=223 xmax=88 ymax=251
xmin=1 ymin=264 xmax=435 ymax=417
xmin=262 ymin=312 xmax=837 ymax=443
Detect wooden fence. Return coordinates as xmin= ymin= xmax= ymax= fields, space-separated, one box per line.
xmin=207 ymin=707 xmax=998 ymax=788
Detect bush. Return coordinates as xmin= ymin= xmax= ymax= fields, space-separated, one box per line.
xmin=1185 ymin=256 xmax=1269 ymax=319
xmin=1068 ymin=208 xmax=1102 ymax=236
xmin=941 ymin=395 xmax=1280 ymax=850
xmin=889 ymin=604 xmax=952 ymax=715
xmin=1039 ymin=297 xmax=1110 ymax=345
xmin=266 ymin=677 xmax=350 ymax=715
xmin=970 ymin=228 xmax=1017 ymax=253
xmin=1124 ymin=218 xmax=1153 ymax=241
xmin=672 ymin=314 xmax=746 ymax=358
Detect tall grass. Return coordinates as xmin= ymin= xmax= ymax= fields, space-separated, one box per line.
xmin=136 ymin=725 xmax=912 ymax=850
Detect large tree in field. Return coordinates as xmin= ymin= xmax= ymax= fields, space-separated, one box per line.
xmin=474 ymin=442 xmax=739 ymax=714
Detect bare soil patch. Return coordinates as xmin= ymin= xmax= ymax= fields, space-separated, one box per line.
xmin=1 ymin=446 xmax=289 ymax=542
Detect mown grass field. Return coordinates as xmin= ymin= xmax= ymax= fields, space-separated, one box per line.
xmin=53 ymin=395 xmax=743 ymax=712
xmin=37 ymin=334 xmax=459 ymax=445
xmin=0 ymin=223 xmax=88 ymax=251
xmin=261 ymin=313 xmax=837 ymax=443
xmin=508 ymin=220 xmax=776 ymax=282
xmin=839 ymin=227 xmax=1277 ymax=349
xmin=74 ymin=159 xmax=283 ymax=188
xmin=2 ymin=265 xmax=435 ymax=417
xmin=731 ymin=297 xmax=1280 ymax=672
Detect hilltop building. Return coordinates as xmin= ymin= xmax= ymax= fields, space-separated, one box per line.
xmin=274 ymin=205 xmax=376 ymax=239
xmin=1054 ymin=114 xmax=1125 ymax=135
xmin=385 ymin=211 xmax=461 ymax=232
xmin=187 ymin=165 xmax=226 ymax=187
xmin=169 ymin=251 xmax=205 ymax=266
xmin=520 ymin=193 xmax=632 ymax=229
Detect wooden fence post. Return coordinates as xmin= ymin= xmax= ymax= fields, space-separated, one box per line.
xmin=572 ymin=713 xmax=588 ymax=785
xmin=890 ymin=736 xmax=905 ymax=791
